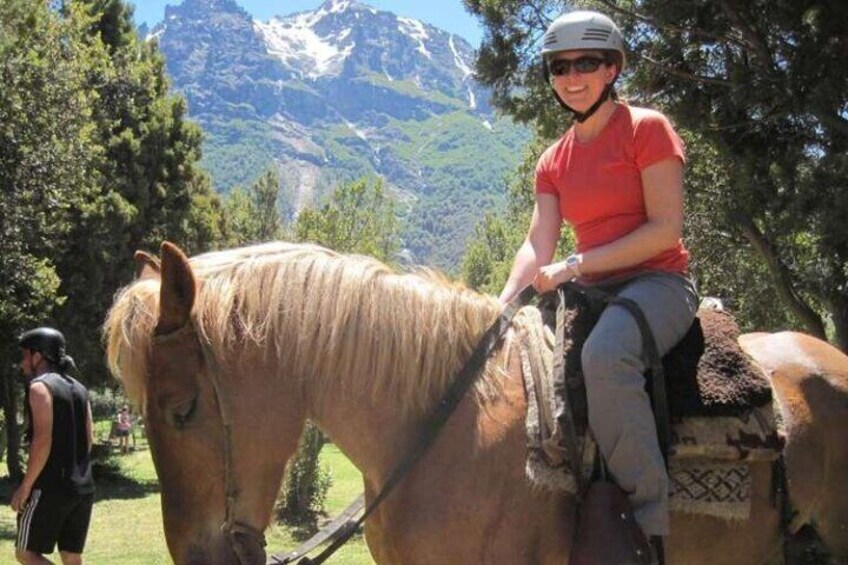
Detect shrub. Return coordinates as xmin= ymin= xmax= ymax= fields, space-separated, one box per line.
xmin=275 ymin=422 xmax=332 ymax=526
xmin=89 ymin=387 xmax=127 ymax=420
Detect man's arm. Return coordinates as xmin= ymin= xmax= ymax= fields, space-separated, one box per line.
xmin=11 ymin=382 xmax=52 ymax=512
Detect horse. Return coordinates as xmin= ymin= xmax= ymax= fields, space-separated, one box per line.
xmin=103 ymin=241 xmax=848 ymax=564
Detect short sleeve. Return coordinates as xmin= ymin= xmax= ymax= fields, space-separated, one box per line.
xmin=534 ymin=144 xmax=559 ymax=196
xmin=633 ymin=111 xmax=686 ymax=170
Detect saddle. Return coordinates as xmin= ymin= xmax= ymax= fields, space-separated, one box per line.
xmin=516 ymin=290 xmax=784 ymax=518
xmin=541 ymin=288 xmax=774 ymax=419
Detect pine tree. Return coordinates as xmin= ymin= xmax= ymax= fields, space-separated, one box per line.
xmin=48 ymin=0 xmax=226 ymax=385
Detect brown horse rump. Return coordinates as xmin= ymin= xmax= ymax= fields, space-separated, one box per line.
xmin=513 ymin=298 xmax=783 ymax=521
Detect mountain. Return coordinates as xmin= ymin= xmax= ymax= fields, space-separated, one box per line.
xmin=149 ymin=0 xmax=530 ymax=268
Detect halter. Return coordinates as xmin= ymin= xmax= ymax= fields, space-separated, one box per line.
xmin=154 ymin=320 xmax=267 ymax=565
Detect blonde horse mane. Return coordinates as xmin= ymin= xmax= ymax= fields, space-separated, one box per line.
xmin=104 ymin=241 xmax=505 ymax=416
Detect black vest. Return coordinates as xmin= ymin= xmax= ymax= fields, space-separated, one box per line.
xmin=28 ymin=373 xmax=95 ymax=495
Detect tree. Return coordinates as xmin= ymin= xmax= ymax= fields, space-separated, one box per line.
xmin=294 ymin=177 xmax=400 ymax=261
xmin=0 ymin=0 xmax=103 ymax=478
xmin=0 ymin=0 xmax=226 ymax=475
xmin=464 ymin=0 xmax=848 ymax=350
xmin=223 ymin=167 xmax=284 ymax=246
xmin=47 ymin=0 xmax=225 ymax=389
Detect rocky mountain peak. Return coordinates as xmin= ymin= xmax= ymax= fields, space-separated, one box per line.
xmin=317 ymin=0 xmax=360 ymax=13
xmin=165 ymin=0 xmax=246 ymax=19
xmin=150 ymin=0 xmax=527 ymax=267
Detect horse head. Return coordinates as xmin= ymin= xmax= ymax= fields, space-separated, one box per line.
xmin=108 ymin=242 xmax=307 ymax=564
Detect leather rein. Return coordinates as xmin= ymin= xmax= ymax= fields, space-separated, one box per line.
xmin=155 ymin=285 xmax=536 ymax=565
xmin=275 ymin=285 xmax=538 ymax=564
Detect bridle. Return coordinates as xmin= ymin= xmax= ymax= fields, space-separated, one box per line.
xmin=153 ymin=320 xmax=267 ymax=565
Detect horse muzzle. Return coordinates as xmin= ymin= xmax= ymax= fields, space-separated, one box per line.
xmin=181 ymin=522 xmax=266 ymax=565
xmin=225 ymin=521 xmax=267 ymax=565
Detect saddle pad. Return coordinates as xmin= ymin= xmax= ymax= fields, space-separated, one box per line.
xmin=663 ymin=308 xmax=773 ymax=417
xmin=513 ymin=307 xmax=780 ymax=521
xmin=669 ymin=460 xmax=752 ymax=520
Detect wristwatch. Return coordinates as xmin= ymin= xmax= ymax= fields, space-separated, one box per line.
xmin=565 ymin=254 xmax=583 ymax=278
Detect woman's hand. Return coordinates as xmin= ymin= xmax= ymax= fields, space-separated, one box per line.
xmin=533 ymin=260 xmax=577 ymax=293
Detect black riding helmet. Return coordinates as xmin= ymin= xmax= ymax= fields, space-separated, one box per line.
xmin=18 ymin=327 xmax=66 ymax=364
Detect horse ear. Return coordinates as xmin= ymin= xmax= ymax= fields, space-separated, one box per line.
xmin=156 ymin=242 xmax=196 ymax=334
xmin=134 ymin=250 xmax=161 ymax=280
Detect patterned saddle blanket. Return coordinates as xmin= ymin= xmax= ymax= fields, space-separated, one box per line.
xmin=513 ymin=299 xmax=784 ymax=521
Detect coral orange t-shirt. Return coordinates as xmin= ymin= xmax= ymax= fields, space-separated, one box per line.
xmin=535 ymin=104 xmax=689 ymax=282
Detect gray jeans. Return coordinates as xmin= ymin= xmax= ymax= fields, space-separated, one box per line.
xmin=581 ymin=272 xmax=699 ymax=536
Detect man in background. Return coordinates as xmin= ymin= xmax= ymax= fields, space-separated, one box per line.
xmin=12 ymin=327 xmax=95 ymax=565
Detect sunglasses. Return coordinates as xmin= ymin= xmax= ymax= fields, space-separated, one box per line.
xmin=547 ymin=56 xmax=607 ymax=77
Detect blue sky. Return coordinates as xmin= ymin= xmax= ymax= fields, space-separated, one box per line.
xmin=130 ymin=0 xmax=485 ymax=45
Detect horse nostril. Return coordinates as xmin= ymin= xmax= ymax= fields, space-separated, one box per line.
xmin=184 ymin=544 xmax=208 ymax=565
xmin=232 ymin=534 xmax=267 ymax=565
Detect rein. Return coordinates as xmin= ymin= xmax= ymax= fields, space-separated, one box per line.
xmin=157 ymin=285 xmax=535 ymax=564
xmin=271 ymin=285 xmax=538 ymax=564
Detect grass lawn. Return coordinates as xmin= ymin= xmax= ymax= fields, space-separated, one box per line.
xmin=0 ymin=431 xmax=374 ymax=564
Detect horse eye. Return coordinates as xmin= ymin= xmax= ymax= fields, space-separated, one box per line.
xmin=172 ymin=396 xmax=199 ymax=430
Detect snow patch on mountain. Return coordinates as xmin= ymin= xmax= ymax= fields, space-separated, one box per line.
xmin=398 ymin=17 xmax=431 ymax=59
xmin=449 ymin=35 xmax=473 ymax=79
xmin=146 ymin=26 xmax=166 ymax=42
xmin=467 ymin=86 xmax=477 ymax=109
xmin=255 ymin=17 xmax=354 ymax=78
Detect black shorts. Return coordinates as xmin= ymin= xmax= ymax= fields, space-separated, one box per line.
xmin=16 ymin=489 xmax=94 ymax=554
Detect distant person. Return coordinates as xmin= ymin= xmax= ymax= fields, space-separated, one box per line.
xmin=115 ymin=406 xmax=132 ymax=455
xmin=13 ymin=327 xmax=95 ymax=565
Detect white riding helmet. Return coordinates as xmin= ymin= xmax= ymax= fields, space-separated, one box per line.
xmin=541 ymin=10 xmax=626 ymax=72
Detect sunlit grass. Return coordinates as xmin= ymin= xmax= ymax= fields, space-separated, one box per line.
xmin=0 ymin=432 xmax=373 ymax=563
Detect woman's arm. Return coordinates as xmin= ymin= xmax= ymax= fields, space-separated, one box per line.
xmin=499 ymin=193 xmax=561 ymax=303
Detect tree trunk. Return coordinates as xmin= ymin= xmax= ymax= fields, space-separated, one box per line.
xmin=1 ymin=369 xmax=23 ymax=480
xmin=737 ymin=217 xmax=827 ymax=340
xmin=826 ymin=291 xmax=848 ymax=354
